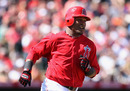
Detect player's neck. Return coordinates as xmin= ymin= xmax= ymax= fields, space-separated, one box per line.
xmin=66 ymin=27 xmax=81 ymax=38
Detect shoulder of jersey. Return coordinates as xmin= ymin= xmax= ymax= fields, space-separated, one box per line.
xmin=47 ymin=31 xmax=64 ymax=40
xmin=82 ymin=35 xmax=95 ymax=45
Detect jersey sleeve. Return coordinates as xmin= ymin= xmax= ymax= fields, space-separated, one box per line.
xmin=26 ymin=33 xmax=54 ymax=63
xmin=89 ymin=43 xmax=100 ymax=76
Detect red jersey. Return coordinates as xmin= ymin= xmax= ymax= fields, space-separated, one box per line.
xmin=26 ymin=31 xmax=100 ymax=87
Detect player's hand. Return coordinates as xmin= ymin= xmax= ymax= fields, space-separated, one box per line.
xmin=79 ymin=55 xmax=91 ymax=72
xmin=19 ymin=70 xmax=31 ymax=87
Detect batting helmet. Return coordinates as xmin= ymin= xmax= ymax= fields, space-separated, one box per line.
xmin=65 ymin=6 xmax=91 ymax=26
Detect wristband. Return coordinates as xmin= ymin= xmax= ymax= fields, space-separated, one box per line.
xmin=24 ymin=61 xmax=33 ymax=71
xmin=85 ymin=67 xmax=95 ymax=77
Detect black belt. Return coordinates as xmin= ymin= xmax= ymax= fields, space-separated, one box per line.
xmin=64 ymin=86 xmax=77 ymax=90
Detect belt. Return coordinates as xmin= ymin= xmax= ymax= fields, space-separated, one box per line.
xmin=64 ymin=86 xmax=77 ymax=90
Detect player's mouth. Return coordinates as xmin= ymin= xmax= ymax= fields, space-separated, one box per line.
xmin=79 ymin=25 xmax=85 ymax=30
xmin=76 ymin=26 xmax=85 ymax=34
xmin=80 ymin=26 xmax=84 ymax=28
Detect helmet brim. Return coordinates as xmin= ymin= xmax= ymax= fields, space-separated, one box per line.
xmin=73 ymin=15 xmax=91 ymax=21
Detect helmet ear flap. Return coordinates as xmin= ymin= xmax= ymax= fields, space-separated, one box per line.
xmin=66 ymin=17 xmax=74 ymax=26
xmin=65 ymin=6 xmax=91 ymax=26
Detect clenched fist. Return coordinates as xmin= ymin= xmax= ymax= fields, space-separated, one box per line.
xmin=79 ymin=55 xmax=91 ymax=72
xmin=19 ymin=70 xmax=31 ymax=87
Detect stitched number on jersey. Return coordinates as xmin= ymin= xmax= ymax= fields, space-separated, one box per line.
xmin=83 ymin=45 xmax=91 ymax=58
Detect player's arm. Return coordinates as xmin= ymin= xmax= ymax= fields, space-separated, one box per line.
xmin=84 ymin=67 xmax=96 ymax=78
xmin=79 ymin=56 xmax=96 ymax=78
xmin=19 ymin=33 xmax=54 ymax=87
xmin=80 ymin=44 xmax=100 ymax=78
xmin=19 ymin=59 xmax=33 ymax=87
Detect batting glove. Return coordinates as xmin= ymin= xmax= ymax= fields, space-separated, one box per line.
xmin=19 ymin=70 xmax=31 ymax=87
xmin=79 ymin=55 xmax=91 ymax=72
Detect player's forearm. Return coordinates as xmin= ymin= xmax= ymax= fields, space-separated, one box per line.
xmin=85 ymin=67 xmax=96 ymax=78
xmin=24 ymin=59 xmax=33 ymax=71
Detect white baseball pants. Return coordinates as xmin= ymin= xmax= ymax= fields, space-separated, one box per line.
xmin=40 ymin=78 xmax=78 ymax=91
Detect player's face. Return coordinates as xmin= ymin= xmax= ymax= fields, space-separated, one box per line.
xmin=71 ymin=17 xmax=86 ymax=35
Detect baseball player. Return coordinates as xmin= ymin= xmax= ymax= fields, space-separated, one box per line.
xmin=19 ymin=6 xmax=100 ymax=91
